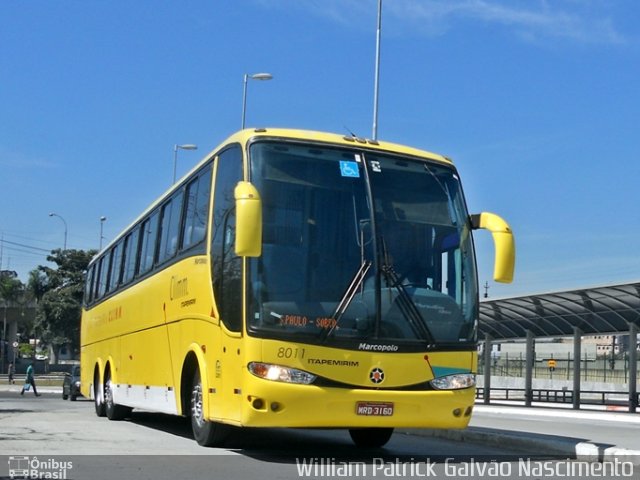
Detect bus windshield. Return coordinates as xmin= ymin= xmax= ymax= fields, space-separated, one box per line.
xmin=247 ymin=141 xmax=478 ymax=351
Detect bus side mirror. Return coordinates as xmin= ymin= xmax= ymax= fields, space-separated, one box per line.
xmin=470 ymin=212 xmax=515 ymax=284
xmin=234 ymin=181 xmax=262 ymax=257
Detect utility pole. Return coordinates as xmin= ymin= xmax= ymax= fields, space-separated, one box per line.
xmin=372 ymin=0 xmax=382 ymax=140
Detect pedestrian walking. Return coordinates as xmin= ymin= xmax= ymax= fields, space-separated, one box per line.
xmin=20 ymin=362 xmax=40 ymax=396
xmin=8 ymin=362 xmax=15 ymax=384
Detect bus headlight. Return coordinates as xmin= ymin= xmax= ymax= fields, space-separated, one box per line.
xmin=430 ymin=373 xmax=475 ymax=390
xmin=248 ymin=362 xmax=317 ymax=385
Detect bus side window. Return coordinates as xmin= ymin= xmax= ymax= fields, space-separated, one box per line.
xmin=158 ymin=190 xmax=185 ymax=264
xmin=92 ymin=259 xmax=102 ymax=301
xmin=107 ymin=240 xmax=124 ymax=293
xmin=182 ymin=165 xmax=212 ymax=250
xmin=96 ymin=254 xmax=110 ymax=299
xmin=139 ymin=211 xmax=160 ymax=275
xmin=122 ymin=226 xmax=141 ymax=285
xmin=84 ymin=264 xmax=95 ymax=304
xmin=211 ymin=146 xmax=243 ymax=332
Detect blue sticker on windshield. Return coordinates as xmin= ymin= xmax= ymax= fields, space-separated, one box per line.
xmin=339 ymin=161 xmax=360 ymax=178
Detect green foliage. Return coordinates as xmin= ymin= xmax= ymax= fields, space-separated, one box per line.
xmin=0 ymin=270 xmax=24 ymax=304
xmin=27 ymin=269 xmax=48 ymax=303
xmin=19 ymin=343 xmax=35 ymax=358
xmin=33 ymin=249 xmax=97 ymax=358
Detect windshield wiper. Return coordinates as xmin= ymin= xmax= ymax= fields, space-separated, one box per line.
xmin=380 ymin=259 xmax=436 ymax=345
xmin=321 ymin=260 xmax=372 ymax=340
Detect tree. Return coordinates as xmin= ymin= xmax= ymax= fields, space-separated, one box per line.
xmin=33 ymin=249 xmax=96 ymax=362
xmin=26 ymin=269 xmax=48 ymax=304
xmin=1 ymin=270 xmax=24 ymax=370
xmin=0 ymin=270 xmax=24 ymax=304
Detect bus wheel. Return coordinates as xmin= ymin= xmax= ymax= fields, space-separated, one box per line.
xmin=104 ymin=371 xmax=131 ymax=421
xmin=348 ymin=428 xmax=394 ymax=448
xmin=94 ymin=372 xmax=106 ymax=417
xmin=190 ymin=370 xmax=229 ymax=447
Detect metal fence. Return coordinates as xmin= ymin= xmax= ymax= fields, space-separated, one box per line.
xmin=478 ymin=351 xmax=640 ymax=384
xmin=475 ymin=387 xmax=639 ymax=407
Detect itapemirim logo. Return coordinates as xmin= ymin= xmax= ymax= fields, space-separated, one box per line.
xmin=8 ymin=456 xmax=73 ymax=479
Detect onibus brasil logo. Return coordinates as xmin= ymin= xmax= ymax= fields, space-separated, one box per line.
xmin=8 ymin=456 xmax=73 ymax=479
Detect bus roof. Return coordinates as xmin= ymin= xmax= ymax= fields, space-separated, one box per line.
xmin=225 ymin=128 xmax=452 ymax=167
xmin=93 ymin=128 xmax=454 ymax=259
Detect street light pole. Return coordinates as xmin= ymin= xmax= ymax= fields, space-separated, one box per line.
xmin=1 ymin=300 xmax=6 ymax=375
xmin=48 ymin=212 xmax=68 ymax=250
xmin=99 ymin=216 xmax=107 ymax=250
xmin=1 ymin=301 xmax=6 ymax=376
xmin=241 ymin=72 xmax=273 ymax=129
xmin=173 ymin=144 xmax=198 ymax=184
xmin=372 ymin=0 xmax=382 ymax=141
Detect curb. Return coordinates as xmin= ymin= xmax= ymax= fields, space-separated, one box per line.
xmin=0 ymin=385 xmax=63 ymax=394
xmin=401 ymin=427 xmax=640 ymax=465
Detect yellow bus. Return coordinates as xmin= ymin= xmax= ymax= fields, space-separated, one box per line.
xmin=81 ymin=128 xmax=514 ymax=448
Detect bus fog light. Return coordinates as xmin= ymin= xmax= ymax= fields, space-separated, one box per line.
xmin=430 ymin=373 xmax=475 ymax=390
xmin=252 ymin=398 xmax=265 ymax=410
xmin=248 ymin=362 xmax=317 ymax=385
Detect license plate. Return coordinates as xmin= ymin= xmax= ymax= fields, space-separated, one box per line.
xmin=356 ymin=402 xmax=394 ymax=416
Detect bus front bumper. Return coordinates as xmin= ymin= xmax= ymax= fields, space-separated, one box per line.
xmin=233 ymin=380 xmax=475 ymax=429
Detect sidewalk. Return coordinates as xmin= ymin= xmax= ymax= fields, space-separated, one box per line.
xmin=407 ymin=401 xmax=640 ymax=465
xmin=0 ymin=382 xmax=62 ymax=394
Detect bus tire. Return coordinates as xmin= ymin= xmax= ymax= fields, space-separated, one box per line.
xmin=190 ymin=370 xmax=229 ymax=447
xmin=104 ymin=370 xmax=132 ymax=421
xmin=348 ymin=428 xmax=394 ymax=448
xmin=94 ymin=369 xmax=106 ymax=417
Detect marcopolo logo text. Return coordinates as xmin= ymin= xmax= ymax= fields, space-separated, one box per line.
xmin=358 ymin=343 xmax=399 ymax=352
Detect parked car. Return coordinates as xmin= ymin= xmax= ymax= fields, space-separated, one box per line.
xmin=62 ymin=365 xmax=82 ymax=401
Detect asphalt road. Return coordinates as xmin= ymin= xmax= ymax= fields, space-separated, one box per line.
xmin=1 ymin=390 xmax=638 ymax=480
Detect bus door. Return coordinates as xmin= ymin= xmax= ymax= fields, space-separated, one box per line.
xmin=211 ymin=146 xmax=245 ymax=422
xmin=212 ymin=222 xmax=243 ymax=422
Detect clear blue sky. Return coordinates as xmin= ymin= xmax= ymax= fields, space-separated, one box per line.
xmin=1 ymin=0 xmax=639 ymax=299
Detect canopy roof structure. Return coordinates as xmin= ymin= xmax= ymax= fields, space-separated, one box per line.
xmin=479 ymin=282 xmax=640 ymax=340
